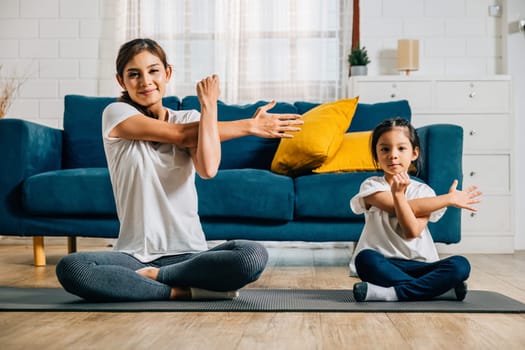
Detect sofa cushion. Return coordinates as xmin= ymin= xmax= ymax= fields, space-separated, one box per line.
xmin=23 ymin=167 xmax=294 ymax=221
xmin=182 ymin=96 xmax=298 ymax=170
xmin=22 ymin=168 xmax=116 ymax=216
xmin=63 ymin=95 xmax=180 ymax=169
xmin=196 ymin=169 xmax=294 ymax=220
xmin=294 ymin=99 xmax=412 ymax=132
xmin=294 ymin=172 xmax=382 ymax=219
xmin=271 ymin=98 xmax=359 ymax=177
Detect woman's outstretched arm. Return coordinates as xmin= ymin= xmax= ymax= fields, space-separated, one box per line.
xmin=108 ymin=101 xmax=302 ymax=148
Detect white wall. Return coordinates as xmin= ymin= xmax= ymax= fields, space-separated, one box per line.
xmin=1 ymin=0 xmax=523 ymax=251
xmin=506 ymin=0 xmax=525 ymax=250
xmin=0 ymin=0 xmax=118 ymax=129
xmin=360 ymin=0 xmax=504 ymax=76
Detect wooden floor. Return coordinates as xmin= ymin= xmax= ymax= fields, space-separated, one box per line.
xmin=0 ymin=238 xmax=524 ymax=350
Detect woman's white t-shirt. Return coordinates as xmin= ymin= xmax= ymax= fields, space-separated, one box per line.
xmin=102 ymin=102 xmax=208 ymax=262
xmin=349 ymin=176 xmax=446 ymax=276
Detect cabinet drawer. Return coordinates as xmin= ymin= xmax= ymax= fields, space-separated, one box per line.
xmin=462 ymin=196 xmax=510 ymax=232
xmin=435 ymin=80 xmax=510 ymax=113
xmin=413 ymin=115 xmax=510 ymax=152
xmin=463 ymin=155 xmax=510 ymax=194
xmin=352 ymin=81 xmax=433 ymax=112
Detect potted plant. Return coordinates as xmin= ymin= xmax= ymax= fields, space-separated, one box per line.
xmin=348 ymin=45 xmax=370 ymax=77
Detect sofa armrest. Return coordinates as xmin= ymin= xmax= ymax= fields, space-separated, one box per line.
xmin=416 ymin=124 xmax=463 ymax=244
xmin=0 ymin=119 xmax=63 ymax=233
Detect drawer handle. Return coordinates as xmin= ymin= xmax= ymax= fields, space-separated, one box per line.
xmin=469 ymin=92 xmax=476 ymax=98
xmin=469 ymin=171 xmax=476 ymax=177
xmin=470 ymin=212 xmax=477 ymax=218
xmin=469 ymin=130 xmax=476 ymax=136
xmin=390 ymin=93 xmax=396 ymax=98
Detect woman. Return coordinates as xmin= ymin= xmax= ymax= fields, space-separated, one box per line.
xmin=56 ymin=38 xmax=303 ymax=302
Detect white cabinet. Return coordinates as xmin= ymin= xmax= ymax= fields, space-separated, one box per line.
xmin=348 ymin=76 xmax=514 ymax=253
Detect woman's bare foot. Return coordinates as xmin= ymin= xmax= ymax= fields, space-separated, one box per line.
xmin=136 ymin=266 xmax=159 ymax=280
xmin=170 ymin=287 xmax=191 ymax=300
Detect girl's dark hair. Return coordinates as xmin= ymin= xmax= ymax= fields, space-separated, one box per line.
xmin=115 ymin=38 xmax=169 ymax=117
xmin=370 ymin=117 xmax=421 ymax=174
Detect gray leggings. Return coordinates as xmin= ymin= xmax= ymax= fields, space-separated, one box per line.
xmin=56 ymin=240 xmax=268 ymax=302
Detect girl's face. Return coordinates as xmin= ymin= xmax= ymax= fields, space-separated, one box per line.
xmin=116 ymin=50 xmax=172 ymax=113
xmin=375 ymin=127 xmax=419 ymax=178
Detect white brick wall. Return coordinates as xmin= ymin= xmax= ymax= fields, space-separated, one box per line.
xmin=0 ymin=0 xmax=118 ymax=128
xmin=0 ymin=0 xmax=505 ymax=128
xmin=361 ymin=0 xmax=503 ymax=77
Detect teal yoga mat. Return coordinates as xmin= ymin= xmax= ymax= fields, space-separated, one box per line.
xmin=1 ymin=287 xmax=524 ymax=313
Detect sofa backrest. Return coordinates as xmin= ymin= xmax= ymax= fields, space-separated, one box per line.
xmin=62 ymin=95 xmax=180 ymax=168
xmin=181 ymin=96 xmax=299 ymax=170
xmin=62 ymin=94 xmax=411 ymax=170
xmin=294 ymin=99 xmax=412 ymax=131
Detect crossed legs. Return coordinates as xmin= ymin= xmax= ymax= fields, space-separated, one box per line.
xmin=56 ymin=240 xmax=268 ymax=302
xmin=353 ymin=249 xmax=471 ymax=301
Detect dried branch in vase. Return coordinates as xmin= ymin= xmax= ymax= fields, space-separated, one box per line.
xmin=0 ymin=65 xmax=27 ymax=118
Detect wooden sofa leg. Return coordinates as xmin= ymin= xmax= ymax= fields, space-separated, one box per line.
xmin=33 ymin=236 xmax=46 ymax=267
xmin=67 ymin=237 xmax=77 ymax=254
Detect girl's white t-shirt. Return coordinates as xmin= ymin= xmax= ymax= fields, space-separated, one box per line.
xmin=102 ymin=102 xmax=208 ymax=262
xmin=349 ymin=176 xmax=446 ymax=276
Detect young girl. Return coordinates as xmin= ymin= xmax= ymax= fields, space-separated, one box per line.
xmin=55 ymin=38 xmax=303 ymax=302
xmin=350 ymin=118 xmax=482 ymax=302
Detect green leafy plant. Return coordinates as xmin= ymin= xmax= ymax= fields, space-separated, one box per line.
xmin=348 ymin=45 xmax=371 ymax=66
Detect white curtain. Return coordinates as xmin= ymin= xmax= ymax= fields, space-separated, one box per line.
xmin=114 ymin=0 xmax=353 ymax=104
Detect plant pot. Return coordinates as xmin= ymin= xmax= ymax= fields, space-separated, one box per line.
xmin=350 ymin=65 xmax=368 ymax=77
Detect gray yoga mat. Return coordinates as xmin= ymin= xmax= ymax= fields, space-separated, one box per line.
xmin=1 ymin=287 xmax=524 ymax=313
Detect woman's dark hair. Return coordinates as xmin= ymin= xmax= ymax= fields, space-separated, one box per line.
xmin=370 ymin=117 xmax=421 ymax=174
xmin=115 ymin=38 xmax=169 ymax=117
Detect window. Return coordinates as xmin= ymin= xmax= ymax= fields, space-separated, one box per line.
xmin=116 ymin=0 xmax=351 ymax=103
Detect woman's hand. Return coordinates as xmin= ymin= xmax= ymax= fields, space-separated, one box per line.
xmin=250 ymin=101 xmax=303 ymax=138
xmin=196 ymin=74 xmax=220 ymax=108
xmin=447 ymin=180 xmax=482 ymax=211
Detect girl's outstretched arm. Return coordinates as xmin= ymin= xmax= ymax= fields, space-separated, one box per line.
xmin=409 ymin=180 xmax=481 ymax=215
xmin=365 ymin=179 xmax=482 ymax=217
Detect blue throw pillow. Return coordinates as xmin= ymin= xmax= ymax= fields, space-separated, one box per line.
xmin=294 ymin=100 xmax=411 ymax=132
xmin=63 ymin=95 xmax=180 ymax=168
xmin=181 ymin=96 xmax=299 ymax=170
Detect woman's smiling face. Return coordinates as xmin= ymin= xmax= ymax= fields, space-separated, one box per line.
xmin=117 ymin=50 xmax=172 ymax=110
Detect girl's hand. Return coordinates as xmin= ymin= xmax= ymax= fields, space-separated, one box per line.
xmin=391 ymin=172 xmax=410 ymax=195
xmin=250 ymin=101 xmax=303 ymax=138
xmin=447 ymin=180 xmax=482 ymax=211
xmin=196 ymin=74 xmax=220 ymax=109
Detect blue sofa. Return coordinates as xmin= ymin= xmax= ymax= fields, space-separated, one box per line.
xmin=0 ymin=95 xmax=463 ymax=266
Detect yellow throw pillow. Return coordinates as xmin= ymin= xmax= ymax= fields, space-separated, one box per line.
xmin=313 ymin=131 xmax=379 ymax=173
xmin=271 ymin=97 xmax=359 ymax=176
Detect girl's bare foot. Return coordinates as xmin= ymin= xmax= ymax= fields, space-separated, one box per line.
xmin=136 ymin=266 xmax=159 ymax=280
